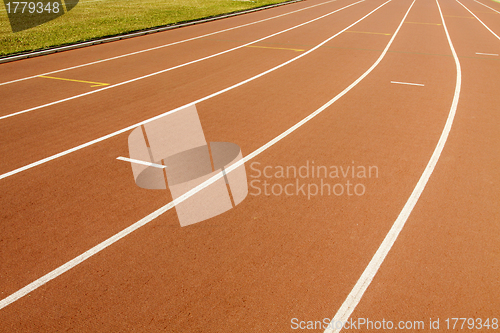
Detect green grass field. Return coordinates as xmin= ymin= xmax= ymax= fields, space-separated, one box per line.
xmin=0 ymin=0 xmax=292 ymax=56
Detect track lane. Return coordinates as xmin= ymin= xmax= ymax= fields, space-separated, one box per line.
xmin=457 ymin=0 xmax=500 ymax=41
xmin=0 ymin=0 xmax=364 ymax=118
xmin=467 ymin=0 xmax=500 ymax=31
xmin=331 ymin=0 xmax=500 ymax=331
xmin=0 ymin=0 xmax=466 ymax=331
xmin=0 ymin=0 xmax=338 ymax=83
xmin=0 ymin=0 xmax=396 ymax=302
xmin=438 ymin=0 xmax=500 ymax=57
xmin=0 ymin=0 xmax=385 ymax=178
xmin=2 ymin=0 xmax=496 ymax=331
xmin=474 ymin=0 xmax=500 ymax=13
xmin=0 ymin=0 xmax=339 ymax=86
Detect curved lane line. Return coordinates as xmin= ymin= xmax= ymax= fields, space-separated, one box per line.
xmin=324 ymin=0 xmax=461 ymax=331
xmin=0 ymin=0 xmax=393 ymax=310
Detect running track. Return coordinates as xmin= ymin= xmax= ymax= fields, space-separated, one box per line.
xmin=0 ymin=0 xmax=499 ymax=331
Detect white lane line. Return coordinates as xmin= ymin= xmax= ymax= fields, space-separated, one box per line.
xmin=116 ymin=157 xmax=166 ymax=169
xmin=0 ymin=0 xmax=372 ymax=181
xmin=324 ymin=0 xmax=460 ymax=332
xmin=0 ymin=0 xmax=394 ymax=310
xmin=390 ymin=80 xmax=425 ymax=86
xmin=473 ymin=0 xmax=500 ymax=14
xmin=457 ymin=0 xmax=500 ymax=40
xmin=0 ymin=1 xmax=363 ymax=121
xmin=475 ymin=52 xmax=499 ymax=56
xmin=0 ymin=0 xmax=337 ymax=86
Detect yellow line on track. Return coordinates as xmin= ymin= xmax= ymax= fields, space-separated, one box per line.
xmin=347 ymin=30 xmax=391 ymax=35
xmin=38 ymin=75 xmax=109 ymax=87
xmin=405 ymin=21 xmax=442 ymax=25
xmin=246 ymin=45 xmax=305 ymax=52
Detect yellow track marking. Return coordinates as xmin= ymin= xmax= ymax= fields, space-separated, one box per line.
xmin=38 ymin=75 xmax=109 ymax=87
xmin=347 ymin=30 xmax=391 ymax=35
xmin=405 ymin=21 xmax=442 ymax=25
xmin=246 ymin=45 xmax=305 ymax=52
